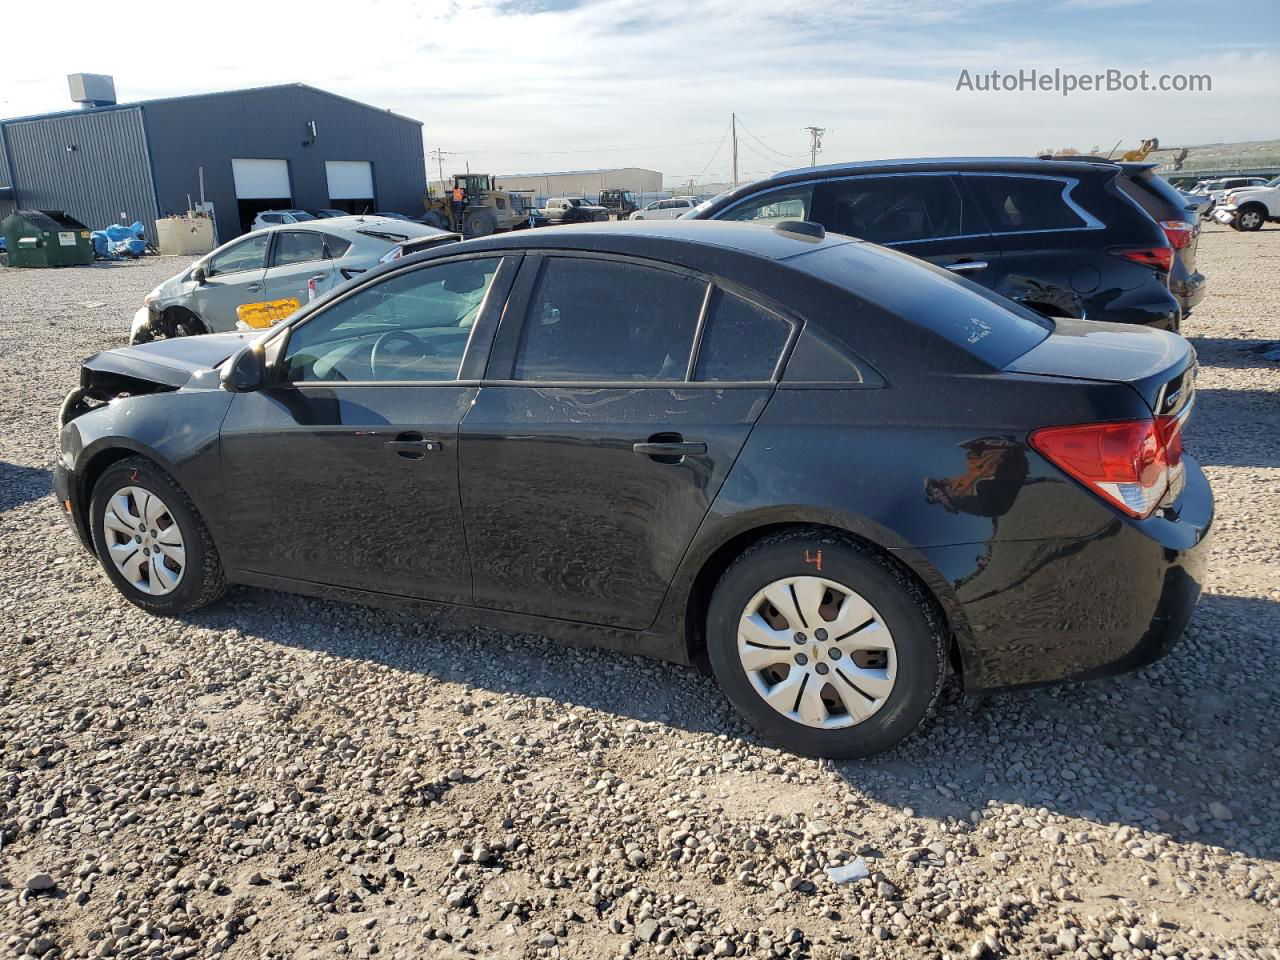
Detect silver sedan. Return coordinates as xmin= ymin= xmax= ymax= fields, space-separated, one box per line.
xmin=131 ymin=217 xmax=456 ymax=342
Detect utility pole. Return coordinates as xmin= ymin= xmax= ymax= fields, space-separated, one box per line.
xmin=805 ymin=126 xmax=826 ymax=167
xmin=731 ymin=113 xmax=739 ymax=188
xmin=429 ymin=148 xmax=454 ymax=193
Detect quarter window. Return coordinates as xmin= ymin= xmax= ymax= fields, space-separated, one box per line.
xmin=207 ymin=234 xmax=270 ymax=276
xmin=512 ymin=258 xmax=706 ymax=382
xmin=964 ymin=176 xmax=1087 ymax=233
xmin=695 ymin=290 xmax=791 ymax=381
xmin=281 ymin=257 xmax=501 ymax=383
xmin=809 ymin=176 xmax=966 ymax=243
xmin=723 ymin=186 xmax=812 ymax=223
xmin=272 ymin=231 xmax=327 ymax=267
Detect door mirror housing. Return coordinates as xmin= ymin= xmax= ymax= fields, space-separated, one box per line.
xmin=191 ymin=264 xmax=207 ymax=285
xmin=222 ymin=345 xmax=267 ymax=393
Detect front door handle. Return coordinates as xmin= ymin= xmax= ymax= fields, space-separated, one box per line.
xmin=633 ymin=435 xmax=707 ymax=462
xmin=245 ymin=282 xmax=264 ymax=292
xmin=944 ymin=260 xmax=988 ymax=273
xmin=384 ymin=431 xmax=441 ymax=460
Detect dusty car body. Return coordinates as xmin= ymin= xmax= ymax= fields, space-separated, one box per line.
xmin=132 ymin=217 xmax=455 ymax=342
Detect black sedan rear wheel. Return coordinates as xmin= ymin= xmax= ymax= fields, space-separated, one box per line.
xmin=707 ymin=531 xmax=946 ymax=758
xmin=90 ymin=457 xmax=227 ymax=615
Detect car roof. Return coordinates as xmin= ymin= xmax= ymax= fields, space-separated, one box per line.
xmin=422 ymin=219 xmax=859 ymax=262
xmin=237 ymin=218 xmax=452 ymax=241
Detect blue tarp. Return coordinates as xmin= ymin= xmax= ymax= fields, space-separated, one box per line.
xmin=91 ymin=221 xmax=147 ymax=259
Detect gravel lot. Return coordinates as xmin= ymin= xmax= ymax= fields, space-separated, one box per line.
xmin=1 ymin=226 xmax=1278 ymax=960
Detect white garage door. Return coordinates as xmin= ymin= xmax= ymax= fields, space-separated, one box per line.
xmin=326 ymin=161 xmax=375 ymax=200
xmin=231 ymin=159 xmax=291 ymax=199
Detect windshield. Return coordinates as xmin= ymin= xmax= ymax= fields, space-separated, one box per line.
xmin=568 ymin=199 xmax=585 ymax=206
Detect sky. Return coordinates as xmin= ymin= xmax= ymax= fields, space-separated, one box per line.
xmin=3 ymin=0 xmax=1278 ymax=188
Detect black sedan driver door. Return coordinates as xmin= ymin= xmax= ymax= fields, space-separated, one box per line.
xmin=216 ymin=255 xmax=517 ymax=602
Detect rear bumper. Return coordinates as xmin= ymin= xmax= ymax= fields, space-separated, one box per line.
xmin=1171 ymin=270 xmax=1206 ymax=315
xmin=921 ymin=455 xmax=1213 ymax=693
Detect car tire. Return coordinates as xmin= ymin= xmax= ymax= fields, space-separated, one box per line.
xmin=90 ymin=456 xmax=227 ymax=615
xmin=706 ymin=530 xmax=947 ymax=759
xmin=1236 ymin=205 xmax=1266 ymax=232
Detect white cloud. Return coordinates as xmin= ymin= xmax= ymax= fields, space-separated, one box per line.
xmin=3 ymin=0 xmax=1276 ymax=187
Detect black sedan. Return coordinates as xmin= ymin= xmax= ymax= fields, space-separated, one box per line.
xmin=54 ymin=220 xmax=1213 ymax=758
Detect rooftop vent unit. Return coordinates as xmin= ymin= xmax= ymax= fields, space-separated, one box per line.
xmin=68 ymin=73 xmax=117 ymax=108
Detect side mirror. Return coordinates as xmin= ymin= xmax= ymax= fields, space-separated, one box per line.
xmin=221 ymin=345 xmax=266 ymax=393
xmin=191 ymin=264 xmax=207 ymax=285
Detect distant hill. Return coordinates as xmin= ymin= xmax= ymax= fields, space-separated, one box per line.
xmin=1146 ymin=138 xmax=1280 ymax=172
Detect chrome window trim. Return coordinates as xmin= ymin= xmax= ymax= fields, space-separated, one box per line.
xmin=715 ymin=170 xmax=1105 ymax=241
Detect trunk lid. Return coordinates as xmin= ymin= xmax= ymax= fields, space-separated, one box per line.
xmin=1005 ymin=317 xmax=1195 ymax=415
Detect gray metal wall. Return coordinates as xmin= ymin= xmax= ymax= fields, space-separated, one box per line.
xmin=1 ymin=107 xmax=160 ymax=239
xmin=142 ymin=86 xmax=426 ymax=242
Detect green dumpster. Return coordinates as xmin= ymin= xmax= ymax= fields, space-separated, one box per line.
xmin=1 ymin=210 xmax=95 ymax=268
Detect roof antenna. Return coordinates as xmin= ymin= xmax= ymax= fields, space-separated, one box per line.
xmin=1103 ymin=138 xmax=1122 ymax=161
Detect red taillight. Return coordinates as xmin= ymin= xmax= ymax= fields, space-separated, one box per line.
xmin=1029 ymin=416 xmax=1185 ymax=518
xmin=1159 ymin=220 xmax=1194 ymax=250
xmin=1109 ymin=245 xmax=1174 ymax=273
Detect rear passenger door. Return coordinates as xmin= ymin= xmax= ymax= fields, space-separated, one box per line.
xmin=458 ymin=253 xmax=796 ymax=629
xmin=960 ymin=173 xmax=1102 ymax=318
xmin=809 ymin=174 xmax=1000 ymax=279
xmin=259 ymin=230 xmax=343 ymax=312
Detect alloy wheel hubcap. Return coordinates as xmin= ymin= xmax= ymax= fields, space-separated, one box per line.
xmin=102 ymin=486 xmax=186 ymax=595
xmin=737 ymin=575 xmax=897 ymax=729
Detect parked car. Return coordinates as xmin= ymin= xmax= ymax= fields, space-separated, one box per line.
xmin=57 ymin=220 xmax=1211 ymax=758
xmin=251 ymin=209 xmax=316 ymax=229
xmin=1107 ymin=161 xmax=1207 ymax=316
xmin=130 ymin=217 xmax=455 ymax=342
xmin=310 ymin=209 xmax=350 ymax=219
xmin=631 ymin=196 xmax=699 ymax=220
xmin=1212 ymin=176 xmax=1280 ymax=231
xmin=687 ymin=158 xmax=1185 ymax=330
xmin=540 ymin=197 xmax=609 ymax=224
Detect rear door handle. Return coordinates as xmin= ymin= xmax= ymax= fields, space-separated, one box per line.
xmin=944 ymin=260 xmax=988 ymax=273
xmin=384 ymin=431 xmax=441 ymax=460
xmin=633 ymin=439 xmax=707 ymax=459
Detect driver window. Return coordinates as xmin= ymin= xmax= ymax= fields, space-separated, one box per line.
xmin=281 ymin=257 xmax=502 ymax=383
xmin=722 ymin=186 xmax=813 ymax=223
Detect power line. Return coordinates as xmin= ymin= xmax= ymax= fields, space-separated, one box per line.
xmin=693 ymin=121 xmax=734 ymax=182
xmin=735 ymin=117 xmax=804 ymax=160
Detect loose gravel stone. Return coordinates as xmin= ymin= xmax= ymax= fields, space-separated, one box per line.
xmin=1 ymin=228 xmax=1278 ymax=958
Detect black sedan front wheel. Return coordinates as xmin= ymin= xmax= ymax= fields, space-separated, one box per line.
xmin=90 ymin=457 xmax=227 ymax=615
xmin=707 ymin=532 xmax=946 ymax=758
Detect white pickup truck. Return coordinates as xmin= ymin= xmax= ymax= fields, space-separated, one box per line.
xmin=1213 ymin=176 xmax=1280 ymax=231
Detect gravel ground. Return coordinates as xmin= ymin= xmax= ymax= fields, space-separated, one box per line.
xmin=1 ymin=227 xmax=1278 ymax=960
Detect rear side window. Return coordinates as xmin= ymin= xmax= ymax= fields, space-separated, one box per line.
xmin=326 ymin=236 xmax=352 ymax=257
xmin=513 ymin=258 xmax=706 ymax=382
xmin=810 ymin=175 xmax=968 ymax=243
xmin=273 ymin=231 xmax=326 ymax=267
xmin=694 ymin=290 xmax=791 ymax=381
xmin=964 ymin=175 xmax=1087 ymax=233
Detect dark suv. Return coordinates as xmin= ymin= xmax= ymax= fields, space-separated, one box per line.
xmin=687 ymin=158 xmax=1186 ymax=330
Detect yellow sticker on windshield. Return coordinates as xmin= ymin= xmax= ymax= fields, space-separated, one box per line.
xmin=237 ymin=298 xmax=301 ymax=329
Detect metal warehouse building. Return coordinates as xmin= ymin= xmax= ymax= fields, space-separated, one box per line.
xmin=0 ymin=83 xmax=426 ymax=244
xmin=479 ymin=167 xmax=663 ymax=201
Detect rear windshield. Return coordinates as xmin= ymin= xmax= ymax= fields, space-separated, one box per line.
xmin=793 ymin=242 xmax=1051 ymax=368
